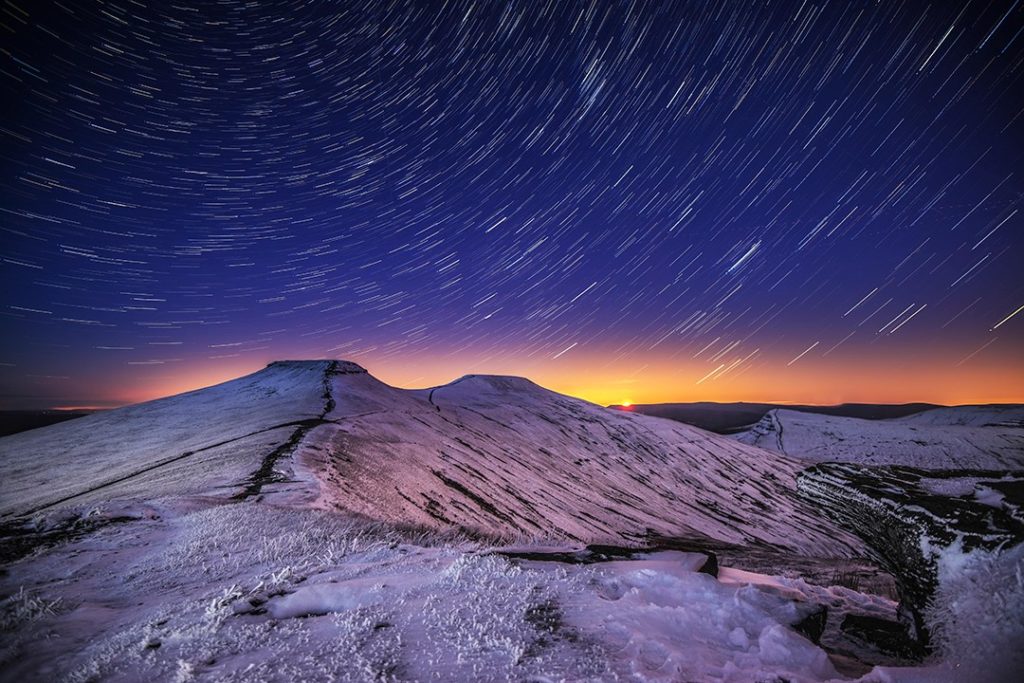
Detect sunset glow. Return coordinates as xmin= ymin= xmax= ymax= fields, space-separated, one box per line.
xmin=0 ymin=1 xmax=1021 ymax=411
xmin=8 ymin=338 xmax=1020 ymax=412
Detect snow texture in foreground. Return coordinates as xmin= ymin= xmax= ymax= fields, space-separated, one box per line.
xmin=0 ymin=502 xmax=884 ymax=682
xmin=923 ymin=541 xmax=1024 ymax=682
xmin=3 ymin=502 xmax=1017 ymax=682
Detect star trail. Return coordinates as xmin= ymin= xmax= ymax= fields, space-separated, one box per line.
xmin=1 ymin=0 xmax=1022 ymax=408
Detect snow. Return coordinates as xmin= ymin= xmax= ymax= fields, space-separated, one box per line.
xmin=924 ymin=542 xmax=1024 ymax=683
xmin=913 ymin=474 xmax=1015 ymax=512
xmin=899 ymin=404 xmax=1024 ymax=428
xmin=0 ymin=360 xmax=865 ymax=556
xmin=973 ymin=484 xmax=1006 ymax=508
xmin=0 ymin=360 xmax=331 ymax=517
xmin=299 ymin=369 xmax=865 ymax=556
xmin=0 ymin=502 xmax=881 ymax=682
xmin=736 ymin=407 xmax=1024 ymax=469
xmin=1 ymin=359 xmax=1020 ymax=681
xmin=557 ymin=559 xmax=840 ymax=682
xmin=854 ymin=541 xmax=1024 ymax=683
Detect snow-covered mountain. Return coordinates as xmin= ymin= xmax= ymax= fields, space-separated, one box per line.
xmin=736 ymin=406 xmax=1024 ymax=469
xmin=3 ymin=360 xmax=1022 ymax=682
xmin=733 ymin=403 xmax=1024 ymax=653
xmin=0 ymin=360 xmax=337 ymax=519
xmin=1 ymin=360 xmax=862 ymax=558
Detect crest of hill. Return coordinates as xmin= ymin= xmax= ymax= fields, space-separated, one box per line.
xmin=737 ymin=406 xmax=1024 ymax=468
xmin=0 ymin=360 xmax=864 ymax=558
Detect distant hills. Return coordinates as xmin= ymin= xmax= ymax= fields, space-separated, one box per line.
xmin=0 ymin=409 xmax=97 ymax=437
xmin=607 ymin=401 xmax=941 ymax=434
xmin=738 ymin=405 xmax=1024 ymax=469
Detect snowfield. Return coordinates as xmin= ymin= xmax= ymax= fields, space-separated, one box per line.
xmin=736 ymin=406 xmax=1024 ymax=468
xmin=0 ymin=361 xmax=332 ymax=517
xmin=303 ymin=370 xmax=864 ymax=555
xmin=2 ymin=501 xmax=1018 ymax=682
xmin=1 ymin=360 xmax=1021 ymax=681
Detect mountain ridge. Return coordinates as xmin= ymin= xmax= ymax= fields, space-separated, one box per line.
xmin=608 ymin=401 xmax=947 ymax=434
xmin=0 ymin=359 xmax=865 ymax=558
xmin=738 ymin=407 xmax=1024 ymax=469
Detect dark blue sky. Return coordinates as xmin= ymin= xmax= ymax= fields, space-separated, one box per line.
xmin=1 ymin=0 xmax=1022 ymax=408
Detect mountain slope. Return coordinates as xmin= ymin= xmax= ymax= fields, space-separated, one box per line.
xmin=736 ymin=407 xmax=1024 ymax=469
xmin=609 ymin=402 xmax=939 ymax=434
xmin=898 ymin=404 xmax=1024 ymax=428
xmin=1 ymin=361 xmax=863 ymax=558
xmin=0 ymin=361 xmax=342 ymax=518
xmin=300 ymin=370 xmax=863 ymax=556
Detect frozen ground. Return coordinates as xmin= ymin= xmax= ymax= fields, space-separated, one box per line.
xmin=3 ymin=500 xmax=1018 ymax=682
xmin=1 ymin=361 xmax=1021 ymax=681
xmin=736 ymin=406 xmax=1024 ymax=468
xmin=0 ymin=361 xmax=333 ymax=517
xmin=303 ymin=371 xmax=863 ymax=555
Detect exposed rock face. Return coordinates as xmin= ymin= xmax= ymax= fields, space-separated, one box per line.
xmin=797 ymin=463 xmax=1024 ymax=647
xmin=793 ymin=604 xmax=828 ymax=645
xmin=840 ymin=614 xmax=926 ymax=659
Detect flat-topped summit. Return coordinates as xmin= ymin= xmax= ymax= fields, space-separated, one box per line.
xmin=266 ymin=359 xmax=367 ymax=375
xmin=440 ymin=373 xmax=544 ymax=394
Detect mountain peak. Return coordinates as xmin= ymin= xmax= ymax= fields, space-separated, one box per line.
xmin=452 ymin=374 xmax=540 ymax=390
xmin=265 ymin=359 xmax=367 ymax=375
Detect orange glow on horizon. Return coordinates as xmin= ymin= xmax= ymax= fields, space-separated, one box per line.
xmin=48 ymin=405 xmax=114 ymax=412
xmin=73 ymin=340 xmax=1024 ymax=412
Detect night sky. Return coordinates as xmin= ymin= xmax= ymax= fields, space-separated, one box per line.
xmin=2 ymin=0 xmax=1022 ymax=409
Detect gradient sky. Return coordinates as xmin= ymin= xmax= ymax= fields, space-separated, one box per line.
xmin=1 ymin=0 xmax=1022 ymax=410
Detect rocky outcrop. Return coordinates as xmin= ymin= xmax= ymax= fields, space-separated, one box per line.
xmin=840 ymin=614 xmax=926 ymax=659
xmin=797 ymin=463 xmax=1024 ymax=648
xmin=737 ymin=409 xmax=786 ymax=452
xmin=793 ymin=604 xmax=828 ymax=645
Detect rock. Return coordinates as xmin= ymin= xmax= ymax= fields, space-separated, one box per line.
xmin=840 ymin=614 xmax=926 ymax=660
xmin=797 ymin=463 xmax=1024 ymax=648
xmin=697 ymin=550 xmax=718 ymax=578
xmin=496 ymin=544 xmax=717 ymax=576
xmin=792 ymin=604 xmax=827 ymax=644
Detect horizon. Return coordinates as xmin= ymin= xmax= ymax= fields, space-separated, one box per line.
xmin=6 ymin=355 xmax=1021 ymax=413
xmin=2 ymin=3 xmax=1024 ymax=678
xmin=2 ymin=2 xmax=1022 ymax=414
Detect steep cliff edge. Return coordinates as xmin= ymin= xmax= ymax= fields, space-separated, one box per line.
xmin=797 ymin=463 xmax=1024 ymax=648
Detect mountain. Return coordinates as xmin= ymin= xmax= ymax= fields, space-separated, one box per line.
xmin=608 ymin=402 xmax=940 ymax=434
xmin=0 ymin=360 xmax=862 ymax=558
xmin=2 ymin=361 xmax=1022 ymax=681
xmin=736 ymin=406 xmax=1024 ymax=469
xmin=0 ymin=409 xmax=97 ymax=438
xmin=0 ymin=360 xmax=338 ymax=519
xmin=728 ymin=403 xmax=1024 ymax=650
